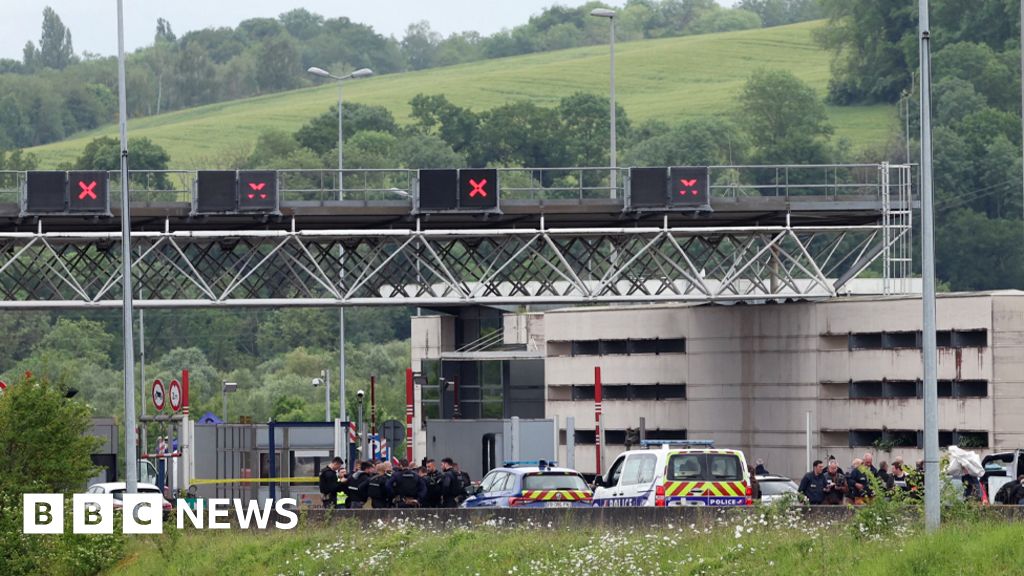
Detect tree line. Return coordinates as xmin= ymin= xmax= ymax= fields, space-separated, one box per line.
xmin=0 ymin=2 xmax=823 ymax=151
xmin=816 ymin=0 xmax=1024 ymax=290
xmin=0 ymin=307 xmax=412 ymax=425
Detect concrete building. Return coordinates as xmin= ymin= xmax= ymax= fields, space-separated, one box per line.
xmin=411 ymin=291 xmax=1024 ymax=480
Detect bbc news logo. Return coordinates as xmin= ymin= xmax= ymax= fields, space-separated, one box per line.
xmin=23 ymin=494 xmax=299 ymax=534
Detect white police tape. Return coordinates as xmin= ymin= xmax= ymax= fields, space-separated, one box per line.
xmin=23 ymin=494 xmax=299 ymax=534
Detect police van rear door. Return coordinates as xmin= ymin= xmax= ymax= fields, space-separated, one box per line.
xmin=663 ymin=452 xmax=747 ymax=506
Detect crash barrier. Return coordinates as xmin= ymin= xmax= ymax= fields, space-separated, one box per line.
xmin=291 ymin=505 xmax=1024 ymax=529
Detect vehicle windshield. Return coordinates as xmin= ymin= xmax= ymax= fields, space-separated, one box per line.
xmin=667 ymin=453 xmax=744 ymax=481
xmin=759 ymin=479 xmax=798 ymax=495
xmin=522 ymin=473 xmax=589 ymax=491
xmin=110 ymin=488 xmax=161 ymax=500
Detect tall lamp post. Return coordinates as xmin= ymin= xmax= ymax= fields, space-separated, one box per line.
xmin=590 ymin=8 xmax=617 ymax=199
xmin=116 ymin=0 xmax=138 ymax=494
xmin=306 ymin=66 xmax=373 ymax=425
xmin=918 ymin=0 xmax=940 ymax=531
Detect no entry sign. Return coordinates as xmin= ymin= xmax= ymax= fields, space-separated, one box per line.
xmin=169 ymin=379 xmax=182 ymax=412
xmin=151 ymin=379 xmax=165 ymax=411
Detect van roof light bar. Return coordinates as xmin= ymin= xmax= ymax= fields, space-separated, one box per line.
xmin=639 ymin=439 xmax=715 ymax=448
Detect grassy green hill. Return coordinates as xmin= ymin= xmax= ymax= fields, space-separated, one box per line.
xmin=29 ymin=21 xmax=895 ymax=168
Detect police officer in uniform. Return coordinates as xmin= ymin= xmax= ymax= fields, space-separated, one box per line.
xmin=346 ymin=461 xmax=374 ymax=509
xmin=366 ymin=462 xmax=392 ymax=509
xmin=798 ymin=459 xmax=827 ymax=505
xmin=318 ymin=457 xmax=347 ymax=509
xmin=387 ymin=461 xmax=427 ymax=507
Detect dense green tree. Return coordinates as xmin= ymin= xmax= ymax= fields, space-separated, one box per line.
xmin=394 ymin=133 xmax=466 ymax=169
xmin=558 ymin=92 xmax=631 ymax=167
xmin=935 ymin=210 xmax=1024 ymax=290
xmin=74 ymin=136 xmax=171 ymax=190
xmin=814 ymin=0 xmax=917 ymax=104
xmin=0 ymin=149 xmax=39 ymax=171
xmin=256 ymin=308 xmax=338 ymax=357
xmin=475 ymin=101 xmax=568 ymax=167
xmin=624 ymin=117 xmax=749 ymax=166
xmin=409 ymin=94 xmax=481 ymax=156
xmin=254 ymin=33 xmax=302 ymax=93
xmin=737 ymin=0 xmax=821 ymax=27
xmin=737 ymin=69 xmax=835 ymax=164
xmin=173 ymin=40 xmax=217 ymax=106
xmin=295 ymin=103 xmax=399 ymax=156
xmin=402 ymin=21 xmax=442 ymax=70
xmin=0 ymin=94 xmax=30 ymax=149
xmin=933 ymin=41 xmax=1017 ymax=110
xmin=0 ymin=374 xmax=100 ymax=493
xmin=279 ymin=9 xmax=324 ymax=40
xmin=246 ymin=129 xmax=304 ymax=167
xmin=687 ymin=8 xmax=762 ymax=33
xmin=37 ymin=7 xmax=75 ymax=70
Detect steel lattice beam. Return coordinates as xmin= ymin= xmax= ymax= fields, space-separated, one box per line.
xmin=0 ymin=222 xmax=911 ymax=308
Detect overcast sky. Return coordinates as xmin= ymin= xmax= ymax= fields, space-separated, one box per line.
xmin=2 ymin=1 xmax=735 ymax=61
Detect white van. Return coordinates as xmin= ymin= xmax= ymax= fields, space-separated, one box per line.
xmin=592 ymin=440 xmax=753 ymax=507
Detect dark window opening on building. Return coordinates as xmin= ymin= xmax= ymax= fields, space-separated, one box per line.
xmin=849 ymin=333 xmax=883 ymax=350
xmin=560 ymin=338 xmax=687 ymax=357
xmin=882 ymin=332 xmax=919 ymax=349
xmin=600 ymin=340 xmax=629 ymax=355
xmin=842 ymin=380 xmax=988 ymax=399
xmin=568 ymin=384 xmax=686 ymax=401
xmin=952 ymin=330 xmax=987 ymax=348
xmin=845 ymin=329 xmax=987 ymax=350
xmin=573 ymin=429 xmax=687 ymax=445
xmin=846 ymin=429 xmax=988 ymax=448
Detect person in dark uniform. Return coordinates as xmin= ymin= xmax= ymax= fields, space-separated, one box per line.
xmin=798 ymin=460 xmax=827 ymax=505
xmin=346 ymin=461 xmax=374 ymax=509
xmin=318 ymin=457 xmax=347 ymax=509
xmin=387 ymin=463 xmax=427 ymax=507
xmin=423 ymin=459 xmax=443 ymax=508
xmin=440 ymin=457 xmax=464 ymax=508
xmin=366 ymin=462 xmax=393 ymax=509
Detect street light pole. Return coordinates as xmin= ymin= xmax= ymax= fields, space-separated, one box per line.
xmin=307 ymin=66 xmax=373 ymax=425
xmin=918 ymin=0 xmax=940 ymax=532
xmin=116 ymin=0 xmax=138 ymax=494
xmin=590 ymin=8 xmax=617 ymax=199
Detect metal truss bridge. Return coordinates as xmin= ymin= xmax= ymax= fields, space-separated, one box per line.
xmin=0 ymin=163 xmax=914 ymax=308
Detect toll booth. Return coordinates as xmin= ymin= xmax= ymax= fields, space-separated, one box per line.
xmin=86 ymin=417 xmax=118 ymax=488
xmin=192 ymin=420 xmax=352 ymax=507
xmin=424 ymin=417 xmax=555 ymax=481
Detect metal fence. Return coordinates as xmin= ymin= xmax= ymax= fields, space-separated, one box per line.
xmin=0 ymin=164 xmax=908 ymax=207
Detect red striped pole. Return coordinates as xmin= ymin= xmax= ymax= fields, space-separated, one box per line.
xmin=595 ymin=366 xmax=602 ymax=474
xmin=182 ymin=369 xmax=189 ymax=415
xmin=405 ymin=368 xmax=414 ymax=462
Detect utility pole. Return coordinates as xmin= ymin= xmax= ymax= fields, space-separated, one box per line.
xmin=919 ymin=0 xmax=940 ymax=532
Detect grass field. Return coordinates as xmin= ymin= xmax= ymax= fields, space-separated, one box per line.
xmin=101 ymin=514 xmax=1023 ymax=576
xmin=28 ymin=21 xmax=895 ymax=169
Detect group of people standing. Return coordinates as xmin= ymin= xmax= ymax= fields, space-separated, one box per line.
xmin=798 ymin=453 xmax=920 ymax=505
xmin=319 ymin=456 xmax=470 ymax=509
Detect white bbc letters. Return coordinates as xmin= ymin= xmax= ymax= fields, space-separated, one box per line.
xmin=72 ymin=494 xmax=114 ymax=534
xmin=23 ymin=494 xmax=63 ymax=534
xmin=24 ymin=494 xmax=302 ymax=533
xmin=122 ymin=493 xmax=163 ymax=534
xmin=206 ymin=498 xmax=231 ymax=529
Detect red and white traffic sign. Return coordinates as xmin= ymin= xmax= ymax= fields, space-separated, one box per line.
xmin=151 ymin=379 xmax=165 ymax=411
xmin=0 ymin=380 xmax=7 ymax=393
xmin=169 ymin=379 xmax=182 ymax=412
